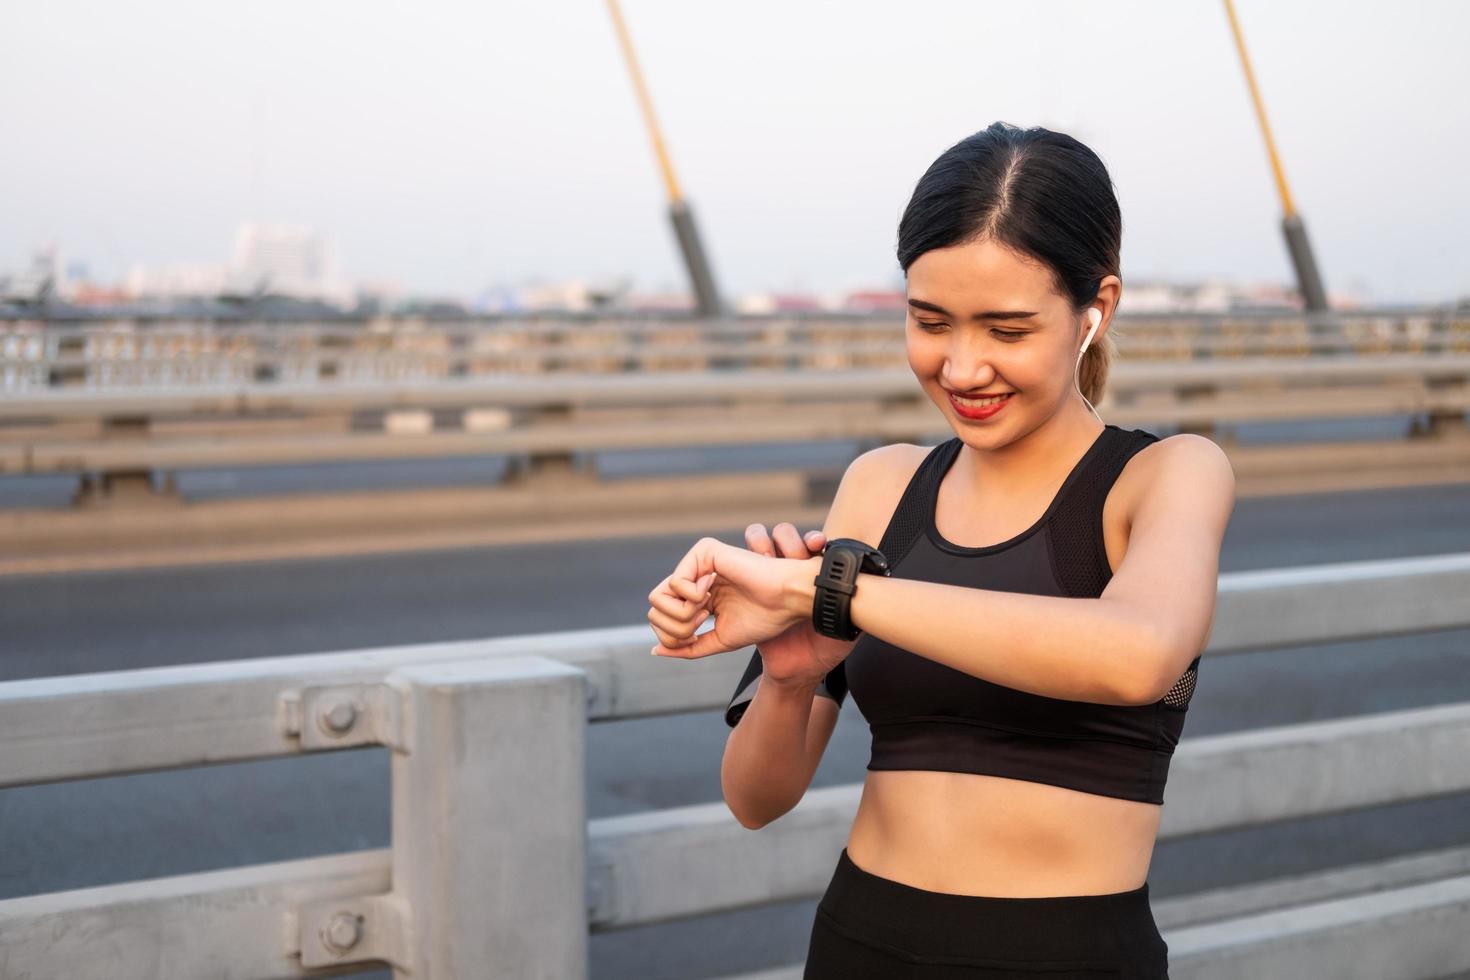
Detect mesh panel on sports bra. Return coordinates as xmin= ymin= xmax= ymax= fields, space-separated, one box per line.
xmin=877 ymin=441 xmax=955 ymax=566
xmin=1049 ymin=424 xmax=1160 ymax=598
xmin=1162 ymin=655 xmax=1201 ymax=710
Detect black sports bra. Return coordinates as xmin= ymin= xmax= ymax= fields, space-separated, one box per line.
xmin=725 ymin=424 xmax=1201 ymax=806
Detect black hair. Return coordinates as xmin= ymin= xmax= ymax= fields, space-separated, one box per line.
xmin=896 ymin=121 xmax=1122 ymax=403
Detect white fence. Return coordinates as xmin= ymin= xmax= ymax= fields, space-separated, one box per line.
xmin=2 ymin=553 xmax=1469 ymax=978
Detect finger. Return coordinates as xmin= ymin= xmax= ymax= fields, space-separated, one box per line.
xmin=646 ymin=610 xmax=682 ymax=648
xmin=652 ymin=569 xmax=710 ymax=602
xmin=770 ymin=521 xmax=807 ymax=559
xmin=744 ymin=523 xmax=775 ymax=558
xmin=650 ymin=586 xmax=702 ymax=619
xmin=647 ymin=619 xmax=683 ymax=650
xmin=648 ymin=601 xmax=709 ymax=637
xmin=648 ymin=573 xmax=678 ymax=605
xmin=805 ymin=529 xmax=827 ymax=551
xmin=672 ymin=537 xmax=719 ymax=586
xmin=650 ymin=628 xmax=702 ymax=654
xmin=647 ymin=606 xmax=708 ymax=646
xmin=668 ymin=573 xmax=716 ymax=604
xmin=654 ymin=625 xmax=735 ymax=659
xmin=667 ymin=577 xmax=703 ymax=604
xmin=659 ymin=632 xmax=702 ymax=651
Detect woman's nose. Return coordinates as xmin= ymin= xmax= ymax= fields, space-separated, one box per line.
xmin=942 ymin=357 xmax=1000 ymax=390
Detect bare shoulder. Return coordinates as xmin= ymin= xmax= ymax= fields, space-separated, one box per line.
xmin=1137 ymin=433 xmax=1235 ymax=484
xmin=824 ymin=442 xmax=934 ymax=546
xmin=1118 ymin=432 xmax=1236 ymax=526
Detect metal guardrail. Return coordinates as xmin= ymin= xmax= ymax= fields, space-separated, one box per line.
xmin=3 ymin=313 xmax=1466 ymax=511
xmin=2 ymin=354 xmax=1467 ymax=510
xmin=1 ymin=554 xmax=1469 ymax=977
xmin=1 ymin=350 xmax=1467 ymax=575
xmin=1 ymin=312 xmax=1467 ymax=392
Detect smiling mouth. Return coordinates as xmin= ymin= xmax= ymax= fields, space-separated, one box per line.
xmin=949 ymin=391 xmax=1014 ymax=407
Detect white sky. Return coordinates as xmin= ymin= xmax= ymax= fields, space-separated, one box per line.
xmin=3 ymin=0 xmax=1466 ymax=303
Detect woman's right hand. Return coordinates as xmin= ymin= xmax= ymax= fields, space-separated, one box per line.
xmin=743 ymin=522 xmax=852 ymax=686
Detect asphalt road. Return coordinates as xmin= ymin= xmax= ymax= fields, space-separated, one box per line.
xmin=2 ymin=459 xmax=1469 ymax=977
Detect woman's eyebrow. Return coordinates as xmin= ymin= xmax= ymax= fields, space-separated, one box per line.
xmin=908 ymin=298 xmax=1038 ymax=320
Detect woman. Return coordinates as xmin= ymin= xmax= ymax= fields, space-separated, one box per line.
xmin=647 ymin=121 xmax=1235 ymax=979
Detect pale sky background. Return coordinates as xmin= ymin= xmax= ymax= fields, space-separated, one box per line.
xmin=3 ymin=0 xmax=1467 ymax=303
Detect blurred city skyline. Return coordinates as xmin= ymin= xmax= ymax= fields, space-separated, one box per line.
xmin=3 ymin=0 xmax=1467 ymax=307
xmin=2 ymin=224 xmax=1369 ymax=316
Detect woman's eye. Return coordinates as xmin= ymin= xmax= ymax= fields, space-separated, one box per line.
xmin=915 ymin=320 xmax=1026 ymax=341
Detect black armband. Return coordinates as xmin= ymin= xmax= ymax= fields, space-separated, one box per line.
xmin=724 ymin=648 xmax=849 ymax=728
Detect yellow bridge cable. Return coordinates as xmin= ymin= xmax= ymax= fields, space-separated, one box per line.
xmin=1222 ymin=0 xmax=1298 ymax=217
xmin=605 ymin=0 xmax=684 ymax=204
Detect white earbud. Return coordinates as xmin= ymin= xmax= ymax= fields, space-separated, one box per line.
xmin=1081 ymin=307 xmax=1101 ymax=355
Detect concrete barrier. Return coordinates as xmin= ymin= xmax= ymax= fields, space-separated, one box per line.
xmin=1 ymin=553 xmax=1469 ymax=977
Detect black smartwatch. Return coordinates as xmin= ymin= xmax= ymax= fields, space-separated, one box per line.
xmin=812 ymin=538 xmax=891 ymax=640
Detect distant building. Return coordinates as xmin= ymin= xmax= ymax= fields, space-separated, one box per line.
xmin=734 ymin=292 xmax=826 ymax=314
xmin=0 ymin=244 xmax=69 ymax=304
xmin=623 ymin=291 xmax=695 ymax=313
xmin=1122 ymin=279 xmax=1336 ymax=314
xmin=843 ymin=289 xmax=906 ymax=313
xmin=227 ymin=223 xmax=353 ymax=306
xmin=69 ymin=282 xmax=133 ymax=307
xmin=510 ymin=278 xmax=634 ymax=313
xmin=116 ymin=222 xmax=355 ymax=307
xmin=125 ymin=262 xmax=230 ymax=299
xmin=354 ymin=278 xmax=407 ymax=315
xmin=470 ymin=284 xmax=528 ymax=314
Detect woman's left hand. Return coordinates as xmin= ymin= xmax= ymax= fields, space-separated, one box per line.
xmin=647 ymin=536 xmax=818 ymax=659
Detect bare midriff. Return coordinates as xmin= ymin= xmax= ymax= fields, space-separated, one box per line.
xmin=845 ymin=769 xmax=1162 ymax=897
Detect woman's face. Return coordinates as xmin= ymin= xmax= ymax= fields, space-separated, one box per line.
xmin=905 ymin=237 xmax=1090 ymax=439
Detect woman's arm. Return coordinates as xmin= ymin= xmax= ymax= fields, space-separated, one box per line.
xmin=721 ymin=673 xmax=835 ymax=829
xmin=781 ymin=435 xmax=1236 ymax=706
xmin=718 ymin=445 xmax=918 ymax=828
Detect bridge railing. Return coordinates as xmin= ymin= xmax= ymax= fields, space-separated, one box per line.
xmin=1 ymin=552 xmax=1469 ymax=978
xmin=3 ymin=311 xmax=1468 ymax=392
xmin=2 ymin=354 xmax=1468 ymax=487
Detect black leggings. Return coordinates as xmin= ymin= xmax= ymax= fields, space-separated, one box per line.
xmin=805 ymin=848 xmax=1170 ymax=979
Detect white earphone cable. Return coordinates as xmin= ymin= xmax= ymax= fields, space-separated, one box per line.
xmin=1077 ymin=308 xmax=1103 ymax=424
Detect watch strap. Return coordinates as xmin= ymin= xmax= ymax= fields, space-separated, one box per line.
xmin=812 ymin=538 xmax=889 ymax=640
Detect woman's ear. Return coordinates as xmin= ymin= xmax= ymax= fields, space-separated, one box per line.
xmin=1090 ymin=275 xmax=1122 ymax=334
